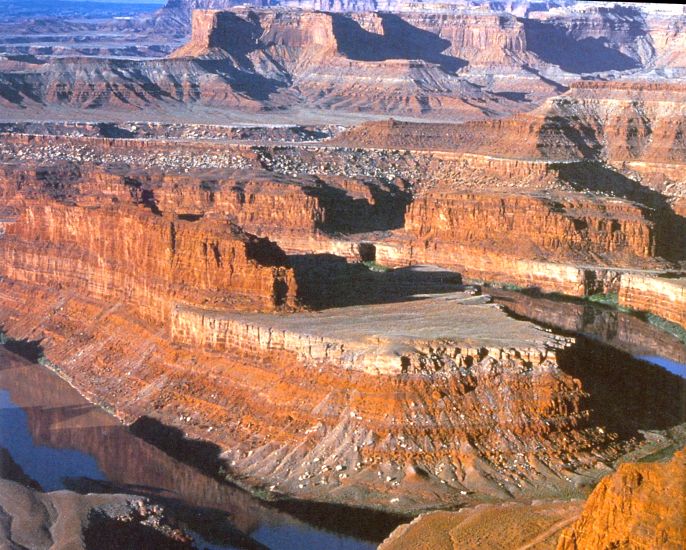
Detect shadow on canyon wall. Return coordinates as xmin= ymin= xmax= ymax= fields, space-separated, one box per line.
xmin=305 ymin=180 xmax=411 ymax=234
xmin=289 ymin=254 xmax=463 ymax=309
xmin=196 ymin=59 xmax=287 ymax=102
xmin=332 ymin=13 xmax=467 ymax=73
xmin=0 ymin=337 xmax=411 ymax=545
xmin=523 ymin=15 xmax=644 ymax=74
xmin=129 ymin=416 xmax=226 ymax=481
xmin=558 ymin=337 xmax=686 ymax=438
xmin=273 ymin=497 xmax=408 ymax=544
xmin=536 ymin=116 xmax=603 ymax=159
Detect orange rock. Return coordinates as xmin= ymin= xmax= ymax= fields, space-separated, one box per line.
xmin=557 ymin=449 xmax=686 ymax=550
xmin=619 ymin=274 xmax=686 ymax=329
xmin=0 ymin=199 xmax=297 ymax=324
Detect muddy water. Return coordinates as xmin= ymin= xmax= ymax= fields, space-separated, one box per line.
xmin=0 ymin=349 xmax=400 ymax=550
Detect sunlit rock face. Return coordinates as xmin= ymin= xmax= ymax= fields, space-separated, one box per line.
xmin=557 ymin=448 xmax=686 ymax=550
xmin=0 ymin=0 xmax=684 ymax=532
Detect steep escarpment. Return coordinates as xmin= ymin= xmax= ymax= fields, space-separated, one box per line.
xmin=0 ymin=168 xmax=297 ymax=324
xmin=167 ymin=8 xmax=522 ymax=119
xmin=372 ymin=188 xmax=672 ymax=296
xmin=3 ymin=2 xmax=686 ymax=121
xmin=334 ymin=81 xmax=686 ymax=171
xmin=379 ymin=448 xmax=686 ymax=550
xmin=556 ymin=448 xmax=686 ymax=550
xmin=1 ymin=274 xmax=684 ymax=512
xmin=2 ymin=161 xmax=682 ymax=509
xmin=619 ymin=274 xmax=686 ymax=329
xmin=1 ymin=135 xmax=681 ymax=299
xmin=404 ymin=192 xmax=659 ymax=264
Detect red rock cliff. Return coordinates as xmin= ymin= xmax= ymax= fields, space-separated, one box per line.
xmin=557 ymin=448 xmax=686 ymax=550
xmin=0 ymin=190 xmax=297 ymax=325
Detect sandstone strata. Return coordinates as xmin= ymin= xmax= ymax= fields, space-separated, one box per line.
xmin=5 ymin=3 xmax=686 ymax=121
xmin=556 ymin=449 xmax=686 ymax=550
xmin=0 ymin=169 xmax=298 ymax=325
xmin=619 ymin=274 xmax=686 ymax=328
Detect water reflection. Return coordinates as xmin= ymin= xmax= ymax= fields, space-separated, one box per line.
xmin=638 ymin=356 xmax=686 ymax=379
xmin=0 ymin=389 xmax=105 ymax=491
xmin=0 ymin=349 xmax=381 ymax=550
xmin=489 ymin=288 xmax=686 ymax=369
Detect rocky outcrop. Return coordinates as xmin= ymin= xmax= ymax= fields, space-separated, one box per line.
xmin=369 ymin=189 xmax=669 ymax=296
xmin=619 ymin=274 xmax=686 ymax=328
xmin=3 ymin=2 xmax=686 ymax=120
xmin=335 ymin=81 xmax=686 ymax=171
xmin=379 ymin=499 xmax=584 ymax=550
xmin=556 ymin=448 xmax=686 ymax=550
xmin=0 ymin=478 xmax=193 ymax=550
xmin=0 ymin=171 xmax=298 ymax=324
xmin=0 ymin=278 xmax=632 ymax=511
xmin=0 ymin=136 xmax=680 ymax=301
xmin=405 ymin=191 xmax=659 ymax=264
xmin=170 ymin=292 xmax=572 ymax=375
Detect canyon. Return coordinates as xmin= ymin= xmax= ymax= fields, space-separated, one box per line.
xmin=1 ymin=1 xmax=685 ymax=123
xmin=0 ymin=1 xmax=685 ymax=549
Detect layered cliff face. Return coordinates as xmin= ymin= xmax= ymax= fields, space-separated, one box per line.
xmin=334 ymin=81 xmax=686 ymax=170
xmin=619 ymin=274 xmax=686 ymax=329
xmin=524 ymin=5 xmax=654 ymax=73
xmin=6 ymin=2 xmax=686 ymax=121
xmin=3 ymin=160 xmax=683 ymax=511
xmin=2 ymin=269 xmax=684 ymax=512
xmin=404 ymin=191 xmax=659 ymax=265
xmin=379 ymin=447 xmax=686 ymax=550
xmin=1 ymin=133 xmax=681 ymax=299
xmin=168 ymin=9 xmax=527 ymax=119
xmin=557 ymin=448 xmax=686 ymax=550
xmin=0 ymin=168 xmax=298 ymax=324
xmin=372 ymin=184 xmax=674 ymax=295
xmin=540 ymin=81 xmax=686 ymax=168
xmin=0 ymin=278 xmax=647 ymax=510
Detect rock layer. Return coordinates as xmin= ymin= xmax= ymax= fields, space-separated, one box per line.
xmin=619 ymin=274 xmax=686 ymax=328
xmin=556 ymin=449 xmax=686 ymax=550
xmin=0 ymin=170 xmax=298 ymax=325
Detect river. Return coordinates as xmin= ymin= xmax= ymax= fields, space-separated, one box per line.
xmin=0 ymin=348 xmax=401 ymax=550
xmin=1 ymin=290 xmax=684 ymax=549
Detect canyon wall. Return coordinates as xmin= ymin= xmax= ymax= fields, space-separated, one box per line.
xmin=1 ymin=134 xmax=680 ymax=300
xmin=4 ymin=3 xmax=686 ymax=120
xmin=0 ymin=186 xmax=298 ymax=325
xmin=556 ymin=448 xmax=686 ymax=550
xmin=404 ymin=192 xmax=658 ymax=263
xmin=619 ymin=274 xmax=686 ymax=328
xmin=4 ymin=160 xmax=680 ymax=509
xmin=0 ymin=278 xmax=639 ymax=510
xmin=371 ymin=189 xmax=667 ymax=296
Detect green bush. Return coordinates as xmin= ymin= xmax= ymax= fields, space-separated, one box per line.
xmin=362 ymin=260 xmax=390 ymax=273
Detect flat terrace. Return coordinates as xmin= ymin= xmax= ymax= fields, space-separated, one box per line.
xmin=171 ymin=286 xmax=571 ymax=375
